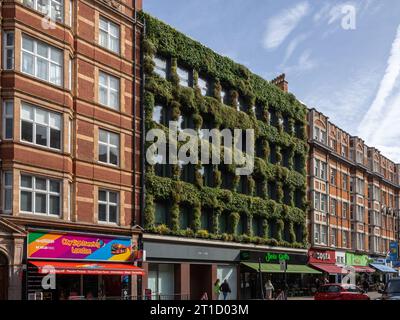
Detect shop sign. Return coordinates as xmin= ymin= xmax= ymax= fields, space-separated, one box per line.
xmin=240 ymin=250 xmax=307 ymax=264
xmin=308 ymin=249 xmax=336 ymax=264
xmin=345 ymin=253 xmax=369 ymax=266
xmin=389 ymin=242 xmax=398 ymax=262
xmin=28 ymin=230 xmax=134 ymax=262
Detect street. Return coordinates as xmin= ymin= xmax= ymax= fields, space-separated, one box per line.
xmin=287 ymin=291 xmax=382 ymax=300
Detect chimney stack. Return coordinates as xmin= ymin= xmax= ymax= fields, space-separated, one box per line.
xmin=271 ymin=73 xmax=288 ymax=93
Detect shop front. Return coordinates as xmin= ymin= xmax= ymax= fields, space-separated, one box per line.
xmin=142 ymin=236 xmax=240 ymax=300
xmin=240 ymin=250 xmax=321 ymax=298
xmin=26 ymin=230 xmax=144 ymax=300
xmin=308 ymin=249 xmax=347 ymax=283
xmin=369 ymin=258 xmax=397 ymax=285
xmin=345 ymin=252 xmax=374 ymax=286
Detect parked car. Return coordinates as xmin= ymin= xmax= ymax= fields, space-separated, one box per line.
xmin=378 ymin=278 xmax=400 ymax=300
xmin=314 ymin=284 xmax=370 ymax=300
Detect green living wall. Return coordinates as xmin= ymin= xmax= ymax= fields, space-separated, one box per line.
xmin=140 ymin=12 xmax=309 ymax=248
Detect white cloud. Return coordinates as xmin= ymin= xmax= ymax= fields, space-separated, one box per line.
xmin=262 ymin=2 xmax=310 ymax=50
xmin=282 ymin=49 xmax=317 ymax=76
xmin=282 ymin=33 xmax=310 ymax=64
xmin=357 ymin=25 xmax=400 ymax=143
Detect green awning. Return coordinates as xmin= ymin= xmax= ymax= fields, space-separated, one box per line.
xmin=241 ymin=262 xmax=322 ymax=274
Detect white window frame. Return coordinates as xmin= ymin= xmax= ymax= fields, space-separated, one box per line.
xmin=20 ymin=103 xmax=62 ymax=151
xmin=198 ymin=77 xmax=208 ymax=96
xmin=3 ymin=31 xmax=14 ymax=70
xmin=21 ymin=34 xmax=64 ymax=86
xmin=3 ymin=171 xmax=13 ymax=213
xmin=23 ymin=0 xmax=64 ymax=23
xmin=99 ymin=71 xmax=120 ymax=110
xmin=19 ymin=174 xmax=62 ymax=216
xmin=99 ymin=16 xmax=120 ymax=54
xmin=98 ymin=189 xmax=119 ymax=224
xmin=98 ymin=129 xmax=119 ymax=166
xmin=3 ymin=100 xmax=14 ymax=140
xmin=177 ymin=66 xmax=190 ymax=87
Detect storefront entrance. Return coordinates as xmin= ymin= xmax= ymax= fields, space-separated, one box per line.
xmin=190 ymin=264 xmax=212 ymax=300
xmin=0 ymin=252 xmax=8 ymax=300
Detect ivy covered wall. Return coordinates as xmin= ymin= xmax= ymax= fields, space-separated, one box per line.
xmin=140 ymin=12 xmax=309 ymax=249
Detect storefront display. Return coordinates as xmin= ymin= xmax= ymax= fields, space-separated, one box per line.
xmin=26 ymin=230 xmax=144 ymax=300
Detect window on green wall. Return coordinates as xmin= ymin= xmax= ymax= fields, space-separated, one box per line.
xmin=268 ymin=220 xmax=277 ymax=239
xmin=237 ymin=176 xmax=248 ymax=194
xmin=268 ymin=181 xmax=277 ymax=201
xmin=201 ymin=209 xmax=212 ymax=231
xmin=219 ymin=212 xmax=229 ymax=234
xmin=155 ymin=202 xmax=169 ymax=226
xmin=255 ymin=179 xmax=265 ymax=198
xmin=237 ymin=214 xmax=247 ymax=235
xmin=252 ymin=217 xmax=263 ymax=237
xmin=284 ymin=187 xmax=291 ymax=205
xmin=180 ymin=205 xmax=191 ymax=229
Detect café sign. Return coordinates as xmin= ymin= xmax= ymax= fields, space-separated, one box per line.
xmin=308 ymin=249 xmax=336 ymax=264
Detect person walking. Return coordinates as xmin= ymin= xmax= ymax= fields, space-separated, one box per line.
xmin=219 ymin=279 xmax=231 ymax=300
xmin=264 ymin=280 xmax=274 ymax=300
xmin=213 ymin=279 xmax=221 ymax=300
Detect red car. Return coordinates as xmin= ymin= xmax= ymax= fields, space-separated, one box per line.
xmin=314 ymin=284 xmax=370 ymax=300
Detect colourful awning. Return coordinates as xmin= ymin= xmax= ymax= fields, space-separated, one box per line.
xmin=309 ymin=263 xmax=348 ymax=275
xmin=370 ymin=263 xmax=397 ymax=273
xmin=242 ymin=262 xmax=321 ymax=274
xmin=29 ymin=260 xmax=145 ymax=275
xmin=353 ymin=266 xmax=375 ymax=273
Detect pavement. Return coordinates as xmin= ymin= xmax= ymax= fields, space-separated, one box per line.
xmin=287 ymin=291 xmax=382 ymax=301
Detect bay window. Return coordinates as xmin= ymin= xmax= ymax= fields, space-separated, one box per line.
xmin=3 ymin=172 xmax=13 ymax=212
xmin=3 ymin=100 xmax=14 ymax=140
xmin=20 ymin=174 xmax=61 ymax=216
xmin=21 ymin=103 xmax=62 ymax=150
xmin=3 ymin=31 xmax=14 ymax=70
xmin=21 ymin=35 xmax=63 ymax=86
xmin=23 ymin=0 xmax=64 ymax=23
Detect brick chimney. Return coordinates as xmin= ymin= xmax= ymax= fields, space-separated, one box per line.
xmin=271 ymin=73 xmax=288 ymax=93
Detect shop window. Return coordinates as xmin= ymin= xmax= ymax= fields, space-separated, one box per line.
xmin=201 ymin=209 xmax=212 ymax=231
xmin=148 ymin=264 xmax=175 ymax=299
xmin=3 ymin=31 xmax=14 ymax=70
xmin=98 ymin=189 xmax=118 ymax=224
xmin=219 ymin=212 xmax=229 ymax=234
xmin=3 ymin=100 xmax=14 ymax=140
xmin=179 ymin=205 xmax=191 ymax=229
xmin=22 ymin=34 xmax=63 ymax=86
xmin=155 ymin=202 xmax=169 ymax=226
xmin=23 ymin=0 xmax=64 ymax=23
xmin=20 ymin=174 xmax=61 ymax=216
xmin=98 ymin=129 xmax=119 ymax=166
xmin=21 ymin=103 xmax=62 ymax=150
xmin=252 ymin=217 xmax=263 ymax=237
xmin=237 ymin=214 xmax=247 ymax=235
xmin=99 ymin=71 xmax=120 ymax=110
xmin=99 ymin=16 xmax=120 ymax=54
xmin=2 ymin=172 xmax=13 ymax=212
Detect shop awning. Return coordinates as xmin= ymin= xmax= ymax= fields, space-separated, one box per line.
xmin=29 ymin=260 xmax=145 ymax=275
xmin=353 ymin=266 xmax=375 ymax=273
xmin=241 ymin=262 xmax=321 ymax=274
xmin=309 ymin=263 xmax=348 ymax=275
xmin=370 ymin=263 xmax=397 ymax=273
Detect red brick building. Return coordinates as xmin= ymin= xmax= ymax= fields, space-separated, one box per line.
xmin=0 ymin=0 xmax=143 ymax=300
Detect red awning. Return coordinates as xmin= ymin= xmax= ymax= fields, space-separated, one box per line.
xmin=30 ymin=260 xmax=145 ymax=275
xmin=353 ymin=266 xmax=375 ymax=273
xmin=309 ymin=263 xmax=348 ymax=275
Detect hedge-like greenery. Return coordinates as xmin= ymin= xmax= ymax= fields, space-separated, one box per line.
xmin=141 ymin=12 xmax=309 ymax=249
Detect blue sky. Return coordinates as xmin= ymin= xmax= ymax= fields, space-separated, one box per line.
xmin=144 ymin=0 xmax=400 ymax=162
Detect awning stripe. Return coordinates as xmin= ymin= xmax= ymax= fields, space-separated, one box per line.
xmin=29 ymin=260 xmax=145 ymax=275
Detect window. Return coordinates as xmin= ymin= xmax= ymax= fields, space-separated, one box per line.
xmin=68 ymin=57 xmax=72 ymax=90
xmin=20 ymin=174 xmax=61 ymax=216
xmin=3 ymin=31 xmax=14 ymax=70
xmin=313 ymin=127 xmax=327 ymax=143
xmin=341 ymin=145 xmax=347 ymax=157
xmin=23 ymin=0 xmax=64 ymax=22
xmin=197 ymin=77 xmax=209 ymax=96
xmin=252 ymin=217 xmax=263 ymax=237
xmin=153 ymin=56 xmax=167 ymax=79
xmin=67 ymin=119 xmax=72 ymax=153
xmin=330 ymin=198 xmax=337 ymax=215
xmin=98 ymin=189 xmax=118 ymax=223
xmin=99 ymin=71 xmax=120 ymax=110
xmin=21 ymin=103 xmax=62 ymax=150
xmin=314 ymin=224 xmax=327 ymax=244
xmin=342 ymin=231 xmax=348 ymax=248
xmin=330 ymin=228 xmax=337 ymax=247
xmin=330 ymin=168 xmax=337 ymax=185
xmin=98 ymin=129 xmax=119 ymax=166
xmin=177 ymin=66 xmax=190 ymax=87
xmin=342 ymin=173 xmax=348 ymax=190
xmin=314 ymin=192 xmax=327 ymax=212
xmin=180 ymin=206 xmax=191 ymax=229
xmin=201 ymin=210 xmax=212 ymax=231
xmin=155 ymin=202 xmax=169 ymax=226
xmin=356 ymin=233 xmax=365 ymax=250
xmin=220 ymin=89 xmax=227 ymax=104
xmin=314 ymin=159 xmax=327 ymax=180
xmin=21 ymin=35 xmax=63 ymax=86
xmin=69 ymin=0 xmax=73 ymax=26
xmin=200 ymin=165 xmax=214 ymax=187
xmin=99 ymin=16 xmax=120 ymax=54
xmin=3 ymin=172 xmax=13 ymax=212
xmin=342 ymin=202 xmax=348 ymax=218
xmin=3 ymin=100 xmax=14 ymax=139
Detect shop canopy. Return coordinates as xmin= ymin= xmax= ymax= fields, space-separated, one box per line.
xmin=353 ymin=266 xmax=375 ymax=273
xmin=370 ymin=263 xmax=397 ymax=273
xmin=30 ymin=260 xmax=145 ymax=275
xmin=309 ymin=263 xmax=348 ymax=275
xmin=242 ymin=262 xmax=321 ymax=274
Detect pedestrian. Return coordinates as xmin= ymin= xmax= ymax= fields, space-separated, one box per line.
xmin=315 ymin=277 xmax=321 ymax=290
xmin=219 ymin=279 xmax=231 ymax=300
xmin=323 ymin=276 xmax=329 ymax=285
xmin=264 ymin=280 xmax=274 ymax=300
xmin=362 ymin=278 xmax=370 ymax=293
xmin=213 ymin=279 xmax=221 ymax=300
